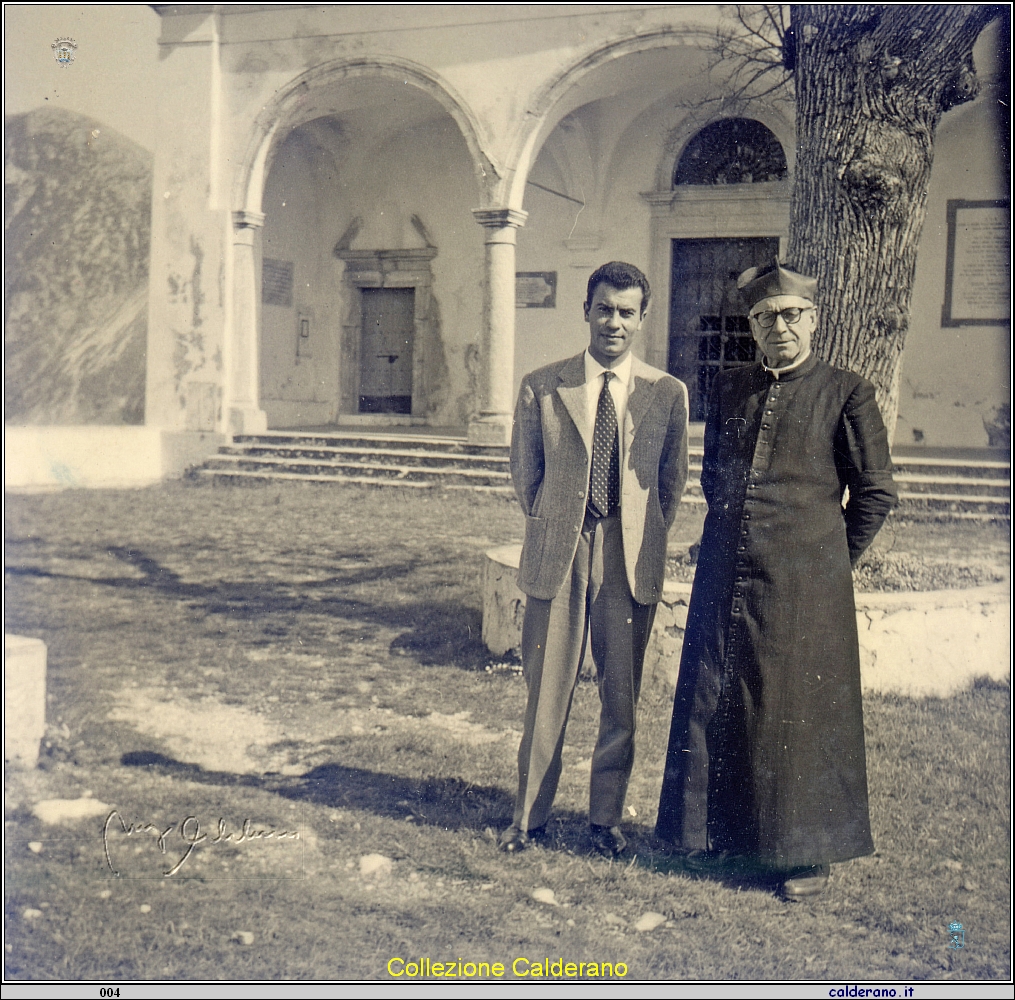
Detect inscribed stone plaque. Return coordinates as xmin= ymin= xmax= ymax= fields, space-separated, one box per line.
xmin=516 ymin=271 xmax=557 ymax=308
xmin=263 ymin=258 xmax=294 ymax=307
xmin=942 ymin=200 xmax=1010 ymax=326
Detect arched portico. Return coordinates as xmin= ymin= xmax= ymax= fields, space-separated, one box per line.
xmin=506 ymin=27 xmax=792 ymax=396
xmin=226 ymin=57 xmax=500 ymax=437
xmin=500 ymin=26 xmax=716 ymax=212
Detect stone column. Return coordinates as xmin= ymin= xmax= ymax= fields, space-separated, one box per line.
xmin=470 ymin=208 xmax=527 ymax=445
xmin=227 ymin=210 xmax=269 ymax=435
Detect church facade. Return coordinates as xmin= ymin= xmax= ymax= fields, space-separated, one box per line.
xmin=6 ymin=5 xmax=1009 ymax=487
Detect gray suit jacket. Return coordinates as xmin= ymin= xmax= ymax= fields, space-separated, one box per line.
xmin=511 ymin=352 xmax=689 ymax=604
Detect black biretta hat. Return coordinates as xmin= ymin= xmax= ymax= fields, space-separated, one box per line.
xmin=737 ymin=259 xmax=818 ymax=311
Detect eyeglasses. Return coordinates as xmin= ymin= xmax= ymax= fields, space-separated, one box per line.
xmin=750 ymin=306 xmax=814 ymax=328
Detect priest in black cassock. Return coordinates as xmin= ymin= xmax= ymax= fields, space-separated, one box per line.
xmin=655 ymin=261 xmax=898 ymax=898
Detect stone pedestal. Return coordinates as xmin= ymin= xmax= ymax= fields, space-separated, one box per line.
xmin=482 ymin=545 xmax=529 ymax=657
xmin=480 ymin=545 xmax=692 ymax=688
xmin=646 ymin=584 xmax=692 ymax=689
xmin=5 ymin=635 xmax=47 ymax=769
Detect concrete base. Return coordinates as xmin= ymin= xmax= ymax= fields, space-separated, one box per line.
xmin=481 ymin=546 xmax=1011 ymax=698
xmin=4 ymin=427 xmax=224 ymax=490
xmin=264 ymin=399 xmax=337 ymax=429
xmin=468 ymin=415 xmax=512 ymax=446
xmin=855 ymin=584 xmax=1009 ymax=698
xmin=227 ymin=405 xmax=269 ymax=435
xmin=5 ymin=635 xmax=47 ymax=769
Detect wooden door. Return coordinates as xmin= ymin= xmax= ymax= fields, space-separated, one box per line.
xmin=359 ymin=288 xmax=414 ymax=414
xmin=668 ymin=237 xmax=780 ymax=420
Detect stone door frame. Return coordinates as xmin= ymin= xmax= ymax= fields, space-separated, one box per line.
xmin=333 ymin=248 xmax=438 ymax=418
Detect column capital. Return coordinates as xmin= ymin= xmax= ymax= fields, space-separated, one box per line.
xmin=232 ymin=209 xmax=266 ymax=231
xmin=472 ymin=207 xmax=528 ymax=231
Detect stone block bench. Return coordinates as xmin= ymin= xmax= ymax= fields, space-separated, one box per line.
xmin=482 ymin=546 xmax=1010 ymax=698
xmin=5 ymin=634 xmax=47 ymax=768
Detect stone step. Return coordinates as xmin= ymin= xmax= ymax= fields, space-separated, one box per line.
xmin=203 ymin=453 xmax=511 ymax=485
xmin=199 ymin=467 xmax=516 ymax=492
xmin=193 ymin=429 xmax=1009 ymax=517
xmin=894 ymin=491 xmax=1010 ymax=515
xmin=893 ymin=474 xmax=1010 ymax=497
xmin=891 ymin=456 xmax=1009 ymax=479
xmin=232 ymin=430 xmax=509 ymax=458
xmin=218 ymin=443 xmax=509 ymax=471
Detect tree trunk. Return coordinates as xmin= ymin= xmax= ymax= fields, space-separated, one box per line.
xmin=787 ymin=4 xmax=998 ymax=438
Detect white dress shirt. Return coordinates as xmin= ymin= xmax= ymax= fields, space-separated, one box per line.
xmin=584 ymin=348 xmax=632 ymax=470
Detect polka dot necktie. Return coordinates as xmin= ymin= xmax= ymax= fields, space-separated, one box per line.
xmin=589 ymin=371 xmax=620 ymax=517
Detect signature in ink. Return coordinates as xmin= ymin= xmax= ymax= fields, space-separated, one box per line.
xmin=103 ymin=810 xmax=300 ymax=877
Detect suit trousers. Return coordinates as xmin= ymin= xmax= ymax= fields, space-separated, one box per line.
xmin=512 ymin=510 xmax=657 ymax=832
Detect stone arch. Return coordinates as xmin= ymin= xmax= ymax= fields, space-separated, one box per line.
xmin=225 ymin=56 xmax=493 ymax=435
xmin=502 ymin=25 xmax=715 ymax=209
xmin=234 ymin=55 xmax=496 ymax=216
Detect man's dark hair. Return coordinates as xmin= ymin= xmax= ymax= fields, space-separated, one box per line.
xmin=585 ymin=261 xmax=651 ymax=315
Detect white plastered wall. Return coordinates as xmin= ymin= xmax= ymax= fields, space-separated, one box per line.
xmin=897 ymin=92 xmax=1009 ymax=449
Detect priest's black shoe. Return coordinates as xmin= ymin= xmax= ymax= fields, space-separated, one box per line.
xmin=590 ymin=824 xmax=627 ymax=857
xmin=781 ymin=863 xmax=830 ymax=899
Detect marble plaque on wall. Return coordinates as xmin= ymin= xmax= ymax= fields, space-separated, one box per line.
xmin=942 ymin=199 xmax=1010 ymax=326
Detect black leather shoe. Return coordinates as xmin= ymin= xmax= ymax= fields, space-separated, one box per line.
xmin=590 ymin=824 xmax=627 ymax=857
xmin=781 ymin=863 xmax=830 ymax=899
xmin=681 ymin=849 xmax=730 ymax=874
xmin=498 ymin=824 xmax=544 ymax=853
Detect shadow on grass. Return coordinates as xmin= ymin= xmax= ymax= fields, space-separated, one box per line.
xmin=629 ymin=844 xmax=784 ymax=894
xmin=7 ymin=545 xmax=493 ymax=670
xmin=119 ymin=751 xmax=781 ymax=888
xmin=121 ymin=750 xmax=565 ymax=839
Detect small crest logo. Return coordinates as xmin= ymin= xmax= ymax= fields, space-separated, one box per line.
xmin=948 ymin=920 xmax=965 ymax=950
xmin=51 ymin=38 xmax=77 ymax=67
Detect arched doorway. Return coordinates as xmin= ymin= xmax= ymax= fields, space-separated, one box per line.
xmin=667 ymin=118 xmax=788 ymax=419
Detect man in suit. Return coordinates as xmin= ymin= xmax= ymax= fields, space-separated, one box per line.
xmin=500 ymin=261 xmax=689 ymax=856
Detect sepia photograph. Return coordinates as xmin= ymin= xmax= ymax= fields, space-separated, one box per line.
xmin=4 ymin=3 xmax=1011 ymax=991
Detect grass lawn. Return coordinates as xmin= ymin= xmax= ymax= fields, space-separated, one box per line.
xmin=4 ymin=481 xmax=1010 ymax=981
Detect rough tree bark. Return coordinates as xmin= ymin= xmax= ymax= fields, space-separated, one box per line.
xmin=786 ymin=4 xmax=1001 ymax=436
